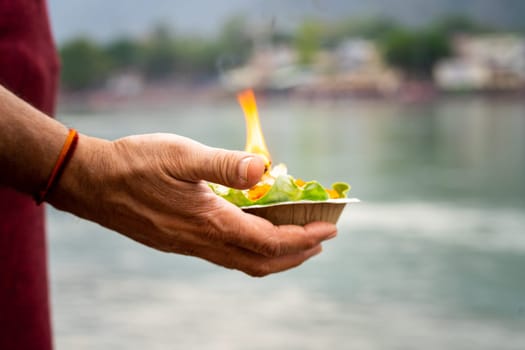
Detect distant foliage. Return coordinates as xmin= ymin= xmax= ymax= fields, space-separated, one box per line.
xmin=380 ymin=29 xmax=451 ymax=78
xmin=59 ymin=16 xmax=255 ymax=90
xmin=58 ymin=14 xmax=494 ymax=91
xmin=216 ymin=16 xmax=253 ymax=65
xmin=60 ymin=38 xmax=112 ymax=90
xmin=139 ymin=25 xmax=179 ymax=80
xmin=294 ymin=19 xmax=324 ymax=65
xmin=105 ymin=38 xmax=142 ymax=70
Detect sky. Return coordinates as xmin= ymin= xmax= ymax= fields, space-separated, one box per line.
xmin=48 ymin=0 xmax=525 ymax=43
xmin=48 ymin=0 xmax=249 ymax=43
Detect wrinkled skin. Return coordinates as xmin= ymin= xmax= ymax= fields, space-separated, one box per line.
xmin=48 ymin=133 xmax=337 ymax=277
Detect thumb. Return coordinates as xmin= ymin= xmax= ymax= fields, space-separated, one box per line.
xmin=181 ymin=144 xmax=266 ymax=189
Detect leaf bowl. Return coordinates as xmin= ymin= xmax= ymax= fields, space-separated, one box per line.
xmin=241 ymin=198 xmax=359 ymax=226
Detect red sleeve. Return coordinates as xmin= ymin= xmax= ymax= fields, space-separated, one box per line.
xmin=0 ymin=1 xmax=59 ymax=349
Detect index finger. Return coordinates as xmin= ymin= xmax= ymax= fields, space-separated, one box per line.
xmin=211 ymin=205 xmax=338 ymax=257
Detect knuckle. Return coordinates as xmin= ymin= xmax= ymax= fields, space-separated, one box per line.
xmin=260 ymin=235 xmax=282 ymax=257
xmin=211 ymin=152 xmax=231 ymax=185
xmin=201 ymin=216 xmax=218 ymax=239
xmin=304 ymin=236 xmax=319 ymax=249
xmin=247 ymin=263 xmax=271 ymax=277
xmin=200 ymin=208 xmax=228 ymax=240
xmin=222 ymin=252 xmax=238 ymax=270
xmin=166 ymin=137 xmax=201 ymax=180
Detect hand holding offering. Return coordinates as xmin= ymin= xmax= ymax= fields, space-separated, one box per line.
xmin=211 ymin=89 xmax=358 ymax=225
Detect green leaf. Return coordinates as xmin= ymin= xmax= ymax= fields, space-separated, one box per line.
xmin=301 ymin=181 xmax=329 ymax=201
xmin=332 ymin=182 xmax=350 ymax=198
xmin=255 ymin=175 xmax=301 ymax=205
xmin=210 ymin=176 xmax=351 ymax=207
xmin=222 ymin=189 xmax=254 ymax=207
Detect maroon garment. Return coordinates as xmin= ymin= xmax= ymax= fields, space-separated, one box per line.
xmin=0 ymin=1 xmax=59 ymax=349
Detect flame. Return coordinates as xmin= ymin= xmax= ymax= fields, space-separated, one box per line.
xmin=237 ymin=89 xmax=272 ymax=172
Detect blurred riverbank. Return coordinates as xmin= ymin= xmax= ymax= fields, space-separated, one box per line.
xmin=57 ymin=80 xmax=525 ymax=114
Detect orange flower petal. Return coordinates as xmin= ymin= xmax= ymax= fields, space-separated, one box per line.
xmin=326 ymin=189 xmax=339 ymax=199
xmin=247 ymin=184 xmax=272 ymax=201
xmin=295 ymin=178 xmax=306 ymax=187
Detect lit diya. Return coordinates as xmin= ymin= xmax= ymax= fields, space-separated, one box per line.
xmin=210 ymin=89 xmax=359 ymax=225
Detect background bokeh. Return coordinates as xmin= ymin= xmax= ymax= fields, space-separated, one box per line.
xmin=46 ymin=1 xmax=525 ymax=349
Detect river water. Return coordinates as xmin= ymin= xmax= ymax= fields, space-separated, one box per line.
xmin=48 ymin=96 xmax=525 ymax=349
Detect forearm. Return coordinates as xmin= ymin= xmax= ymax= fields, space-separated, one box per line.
xmin=0 ymin=84 xmax=70 ymax=195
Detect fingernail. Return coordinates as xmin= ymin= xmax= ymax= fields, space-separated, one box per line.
xmin=238 ymin=157 xmax=253 ymax=183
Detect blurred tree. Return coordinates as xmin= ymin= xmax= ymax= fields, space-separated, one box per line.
xmin=271 ymin=30 xmax=293 ymax=45
xmin=141 ymin=24 xmax=179 ymax=80
xmin=176 ymin=37 xmax=220 ymax=77
xmin=105 ymin=38 xmax=142 ymax=70
xmin=217 ymin=15 xmax=253 ymax=65
xmin=380 ymin=28 xmax=451 ymax=78
xmin=295 ymin=19 xmax=324 ymax=65
xmin=60 ymin=38 xmax=112 ymax=91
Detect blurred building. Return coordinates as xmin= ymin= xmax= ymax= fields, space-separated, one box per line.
xmin=220 ymin=45 xmax=314 ymax=91
xmin=222 ymin=38 xmax=400 ymax=97
xmin=320 ymin=38 xmax=400 ymax=96
xmin=434 ymin=34 xmax=525 ymax=91
xmin=106 ymin=71 xmax=144 ymax=97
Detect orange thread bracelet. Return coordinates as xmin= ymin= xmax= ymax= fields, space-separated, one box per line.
xmin=36 ymin=128 xmax=79 ymax=205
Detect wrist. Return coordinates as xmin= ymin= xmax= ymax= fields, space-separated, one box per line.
xmin=46 ymin=133 xmax=114 ymax=219
xmin=35 ymin=128 xmax=79 ymax=204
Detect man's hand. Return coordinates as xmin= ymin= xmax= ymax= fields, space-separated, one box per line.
xmin=48 ymin=133 xmax=337 ymax=277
